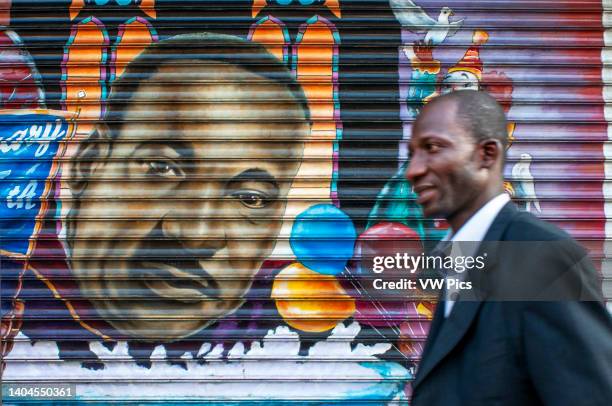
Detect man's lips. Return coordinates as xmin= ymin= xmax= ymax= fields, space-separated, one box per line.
xmin=413 ymin=185 xmax=437 ymax=205
xmin=140 ymin=260 xmax=220 ymax=303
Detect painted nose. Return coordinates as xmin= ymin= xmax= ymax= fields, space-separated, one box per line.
xmin=162 ymin=198 xmax=226 ymax=251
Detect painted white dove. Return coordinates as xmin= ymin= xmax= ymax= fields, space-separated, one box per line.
xmin=390 ymin=0 xmax=464 ymax=45
xmin=512 ymin=153 xmax=541 ymax=213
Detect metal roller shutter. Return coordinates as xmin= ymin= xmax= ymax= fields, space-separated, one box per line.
xmin=1 ymin=0 xmax=609 ymax=404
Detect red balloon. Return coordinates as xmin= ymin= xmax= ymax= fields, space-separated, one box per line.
xmin=349 ymin=222 xmax=425 ymax=327
xmin=354 ymin=222 xmax=423 ymax=295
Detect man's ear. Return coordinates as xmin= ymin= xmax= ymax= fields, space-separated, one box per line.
xmin=479 ymin=139 xmax=503 ymax=170
xmin=68 ymin=124 xmax=112 ymax=196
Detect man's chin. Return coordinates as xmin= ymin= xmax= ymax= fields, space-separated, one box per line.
xmin=421 ymin=203 xmax=441 ymax=219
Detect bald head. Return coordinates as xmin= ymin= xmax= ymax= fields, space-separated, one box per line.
xmin=407 ymin=90 xmax=508 ymax=231
xmin=427 ymin=90 xmax=508 ymax=155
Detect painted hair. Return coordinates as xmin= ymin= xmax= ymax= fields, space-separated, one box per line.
xmin=104 ymin=32 xmax=311 ymax=136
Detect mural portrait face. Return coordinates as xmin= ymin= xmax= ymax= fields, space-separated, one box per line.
xmin=67 ymin=62 xmax=309 ymax=340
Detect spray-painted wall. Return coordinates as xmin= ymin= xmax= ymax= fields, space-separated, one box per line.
xmin=1 ymin=0 xmax=610 ymax=403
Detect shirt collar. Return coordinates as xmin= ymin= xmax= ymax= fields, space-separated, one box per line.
xmin=442 ymin=193 xmax=510 ymax=243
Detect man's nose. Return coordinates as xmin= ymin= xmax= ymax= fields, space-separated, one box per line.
xmin=162 ymin=199 xmax=226 ymax=251
xmin=406 ymin=152 xmax=426 ymax=182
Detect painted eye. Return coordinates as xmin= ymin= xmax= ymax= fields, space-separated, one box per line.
xmin=232 ymin=191 xmax=271 ymax=209
xmin=142 ymin=159 xmax=184 ymax=179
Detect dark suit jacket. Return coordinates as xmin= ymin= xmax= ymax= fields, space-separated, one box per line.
xmin=411 ymin=202 xmax=612 ymax=406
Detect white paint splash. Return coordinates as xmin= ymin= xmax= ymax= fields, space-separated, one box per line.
xmin=4 ymin=321 xmax=411 ymax=403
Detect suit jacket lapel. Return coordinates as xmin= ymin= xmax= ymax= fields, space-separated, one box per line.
xmin=414 ymin=289 xmax=446 ymax=373
xmin=412 ymin=202 xmax=518 ymax=390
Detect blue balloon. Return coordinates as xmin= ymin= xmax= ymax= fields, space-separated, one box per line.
xmin=290 ymin=204 xmax=357 ymax=275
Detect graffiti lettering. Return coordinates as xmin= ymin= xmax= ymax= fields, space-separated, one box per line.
xmin=0 ymin=121 xmax=66 ymax=156
xmin=0 ymin=128 xmax=26 ymax=153
xmin=6 ymin=181 xmax=37 ymax=210
xmin=0 ymin=113 xmax=74 ymax=256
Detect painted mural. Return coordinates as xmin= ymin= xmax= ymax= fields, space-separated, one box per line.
xmin=1 ymin=0 xmax=609 ymax=404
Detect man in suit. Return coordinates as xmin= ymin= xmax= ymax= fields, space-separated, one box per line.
xmin=406 ymin=89 xmax=612 ymax=405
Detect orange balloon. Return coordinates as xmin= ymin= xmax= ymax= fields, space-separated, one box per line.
xmin=272 ymin=263 xmax=356 ymax=333
xmin=416 ymin=302 xmax=435 ymax=319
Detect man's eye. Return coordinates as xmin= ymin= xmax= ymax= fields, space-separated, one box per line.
xmin=232 ymin=191 xmax=271 ymax=209
xmin=425 ymin=143 xmax=440 ymax=153
xmin=141 ymin=159 xmax=184 ymax=179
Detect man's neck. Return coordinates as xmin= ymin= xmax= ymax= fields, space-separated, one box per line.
xmin=448 ymin=187 xmax=503 ymax=232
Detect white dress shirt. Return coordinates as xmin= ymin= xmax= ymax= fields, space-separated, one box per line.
xmin=441 ymin=193 xmax=510 ymax=317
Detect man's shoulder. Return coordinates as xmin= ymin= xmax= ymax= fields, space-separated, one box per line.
xmin=499 ymin=210 xmax=588 ymax=263
xmin=502 ymin=209 xmax=573 ymax=243
xmin=487 ymin=207 xmax=601 ymax=301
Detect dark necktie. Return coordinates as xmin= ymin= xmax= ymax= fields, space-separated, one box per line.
xmin=417 ymin=239 xmax=452 ymax=300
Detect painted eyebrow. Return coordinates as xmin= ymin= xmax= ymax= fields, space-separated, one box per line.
xmin=167 ymin=141 xmax=194 ymax=159
xmin=133 ymin=141 xmax=195 ymax=159
xmin=227 ymin=168 xmax=280 ymax=193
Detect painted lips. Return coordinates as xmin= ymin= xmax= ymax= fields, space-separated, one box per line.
xmin=140 ymin=260 xmax=220 ymax=303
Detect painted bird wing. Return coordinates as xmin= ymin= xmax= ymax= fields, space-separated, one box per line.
xmin=446 ymin=19 xmax=465 ymax=37
xmin=390 ymin=0 xmax=437 ymax=33
xmin=511 ymin=162 xmax=528 ymax=180
xmin=424 ymin=29 xmax=446 ymax=45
